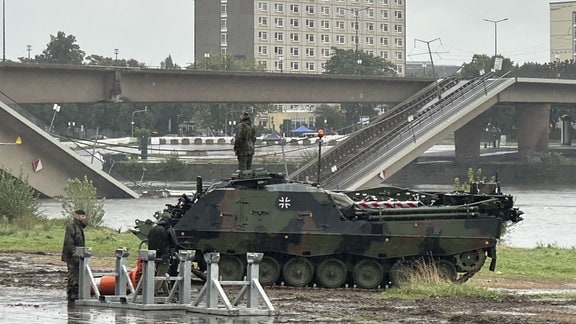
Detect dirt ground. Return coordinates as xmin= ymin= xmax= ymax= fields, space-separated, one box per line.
xmin=1 ymin=251 xmax=576 ymax=323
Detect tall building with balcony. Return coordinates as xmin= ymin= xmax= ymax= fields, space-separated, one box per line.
xmin=550 ymin=1 xmax=576 ymax=62
xmin=195 ymin=0 xmax=406 ymax=76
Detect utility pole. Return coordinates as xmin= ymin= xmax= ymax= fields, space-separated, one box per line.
xmin=484 ymin=18 xmax=508 ymax=57
xmin=415 ymin=38 xmax=442 ymax=100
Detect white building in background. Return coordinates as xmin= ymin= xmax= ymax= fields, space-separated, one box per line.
xmin=550 ymin=1 xmax=576 ymax=62
xmin=195 ymin=0 xmax=406 ymax=76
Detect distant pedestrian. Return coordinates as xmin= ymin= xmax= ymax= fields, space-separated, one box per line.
xmin=234 ymin=112 xmax=256 ymax=170
xmin=61 ymin=209 xmax=87 ymax=302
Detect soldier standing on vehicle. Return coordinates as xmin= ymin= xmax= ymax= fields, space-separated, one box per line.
xmin=234 ymin=112 xmax=256 ymax=170
xmin=61 ymin=209 xmax=87 ymax=302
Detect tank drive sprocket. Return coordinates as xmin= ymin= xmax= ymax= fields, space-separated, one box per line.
xmin=454 ymin=250 xmax=486 ymax=272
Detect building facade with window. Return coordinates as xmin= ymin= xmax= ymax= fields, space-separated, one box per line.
xmin=550 ymin=1 xmax=576 ymax=62
xmin=195 ymin=0 xmax=406 ymax=75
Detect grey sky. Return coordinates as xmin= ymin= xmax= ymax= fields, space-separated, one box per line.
xmin=4 ymin=0 xmax=556 ymax=67
xmin=406 ymin=0 xmax=554 ymax=66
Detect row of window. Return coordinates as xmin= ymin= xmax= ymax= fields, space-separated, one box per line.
xmin=259 ymin=48 xmax=404 ymax=59
xmin=256 ymin=31 xmax=404 ymax=46
xmin=257 ymin=5 xmax=402 ymax=19
xmin=256 ymin=0 xmax=404 ymax=13
xmin=256 ymin=17 xmax=403 ymax=33
xmin=257 ymin=46 xmax=404 ymax=60
xmin=258 ymin=58 xmax=405 ymax=74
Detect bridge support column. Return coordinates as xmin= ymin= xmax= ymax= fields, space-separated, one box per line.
xmin=516 ymin=103 xmax=550 ymax=153
xmin=454 ymin=117 xmax=484 ymax=164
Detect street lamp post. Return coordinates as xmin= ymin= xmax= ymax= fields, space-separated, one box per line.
xmin=484 ymin=18 xmax=508 ymax=57
xmin=204 ymin=52 xmax=210 ymax=70
xmin=279 ymin=56 xmax=284 ymax=73
xmin=131 ymin=106 xmax=148 ymax=138
xmin=344 ymin=7 xmax=370 ymax=74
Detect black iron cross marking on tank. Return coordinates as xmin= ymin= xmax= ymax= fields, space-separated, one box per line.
xmin=278 ymin=197 xmax=291 ymax=209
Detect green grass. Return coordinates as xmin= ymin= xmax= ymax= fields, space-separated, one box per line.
xmin=0 ymin=217 xmax=142 ymax=265
xmin=382 ymin=245 xmax=576 ymax=299
xmin=481 ymin=244 xmax=576 ymax=281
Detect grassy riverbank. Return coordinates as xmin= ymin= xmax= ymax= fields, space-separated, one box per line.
xmin=0 ymin=218 xmax=142 ymax=266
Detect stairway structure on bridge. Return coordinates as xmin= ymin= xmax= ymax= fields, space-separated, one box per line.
xmin=288 ymin=73 xmax=516 ymax=190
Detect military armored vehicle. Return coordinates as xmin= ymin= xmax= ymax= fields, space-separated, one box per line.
xmin=132 ymin=169 xmax=523 ymax=289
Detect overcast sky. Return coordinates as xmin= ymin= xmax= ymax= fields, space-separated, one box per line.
xmin=3 ymin=0 xmax=557 ymax=67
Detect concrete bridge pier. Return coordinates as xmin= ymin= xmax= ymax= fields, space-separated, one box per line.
xmin=454 ymin=117 xmax=485 ymax=164
xmin=516 ymin=103 xmax=550 ymax=154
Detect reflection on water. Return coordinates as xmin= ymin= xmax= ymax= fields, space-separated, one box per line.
xmin=0 ymin=286 xmax=274 ymax=324
xmin=39 ymin=188 xmax=576 ymax=249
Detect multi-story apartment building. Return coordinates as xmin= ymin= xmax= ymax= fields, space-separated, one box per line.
xmin=550 ymin=1 xmax=576 ymax=62
xmin=195 ymin=0 xmax=406 ymax=76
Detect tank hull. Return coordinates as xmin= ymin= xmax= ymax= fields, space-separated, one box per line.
xmin=134 ymin=171 xmax=523 ymax=288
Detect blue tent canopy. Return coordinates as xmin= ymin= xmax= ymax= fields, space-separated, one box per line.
xmin=291 ymin=125 xmax=314 ymax=134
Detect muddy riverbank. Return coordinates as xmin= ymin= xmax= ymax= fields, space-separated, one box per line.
xmin=1 ymin=251 xmax=576 ymax=323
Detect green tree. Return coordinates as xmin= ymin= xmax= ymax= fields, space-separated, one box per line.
xmin=85 ymin=54 xmax=146 ymax=68
xmin=314 ymin=104 xmax=347 ymax=134
xmin=188 ymin=54 xmax=265 ymax=72
xmin=61 ymin=176 xmax=105 ymax=227
xmin=35 ymin=31 xmax=85 ymax=64
xmin=0 ymin=169 xmax=39 ymax=223
xmin=459 ymin=54 xmax=514 ymax=79
xmin=161 ymin=55 xmax=180 ymax=69
xmin=323 ymin=48 xmax=397 ymax=76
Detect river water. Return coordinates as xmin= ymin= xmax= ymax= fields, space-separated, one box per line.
xmin=39 ymin=187 xmax=576 ymax=249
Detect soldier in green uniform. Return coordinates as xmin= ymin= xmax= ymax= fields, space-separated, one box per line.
xmin=61 ymin=210 xmax=87 ymax=302
xmin=234 ymin=112 xmax=256 ymax=170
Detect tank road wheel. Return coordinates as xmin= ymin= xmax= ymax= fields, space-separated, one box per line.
xmin=455 ymin=250 xmax=486 ymax=272
xmin=316 ymin=258 xmax=347 ymax=288
xmin=353 ymin=259 xmax=383 ymax=289
xmin=259 ymin=256 xmax=281 ymax=286
xmin=219 ymin=255 xmax=245 ymax=281
xmin=389 ymin=261 xmax=412 ymax=287
xmin=435 ymin=259 xmax=457 ymax=282
xmin=282 ymin=257 xmax=314 ymax=287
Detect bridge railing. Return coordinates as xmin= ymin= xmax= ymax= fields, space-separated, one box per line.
xmin=289 ymin=76 xmax=461 ymax=183
xmin=322 ymin=73 xmax=514 ymax=190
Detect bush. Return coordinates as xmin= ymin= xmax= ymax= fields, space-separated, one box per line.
xmin=0 ymin=169 xmax=39 ymax=223
xmin=61 ymin=176 xmax=105 ymax=227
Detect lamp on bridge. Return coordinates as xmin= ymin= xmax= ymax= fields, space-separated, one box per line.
xmin=48 ymin=104 xmax=61 ymax=134
xmin=131 ymin=106 xmax=148 ymax=138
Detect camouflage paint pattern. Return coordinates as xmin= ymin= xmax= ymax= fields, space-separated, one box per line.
xmin=132 ymin=170 xmax=523 ymax=288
